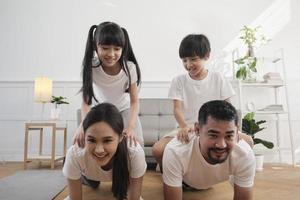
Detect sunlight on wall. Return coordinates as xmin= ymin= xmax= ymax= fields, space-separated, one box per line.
xmin=210 ymin=0 xmax=291 ymax=77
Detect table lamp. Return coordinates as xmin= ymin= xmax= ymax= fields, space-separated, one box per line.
xmin=34 ymin=77 xmax=52 ymax=119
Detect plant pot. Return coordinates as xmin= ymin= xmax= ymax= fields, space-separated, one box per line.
xmin=255 ymin=154 xmax=264 ymax=172
xmin=51 ymin=108 xmax=61 ymax=120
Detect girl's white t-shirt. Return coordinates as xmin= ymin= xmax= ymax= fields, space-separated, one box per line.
xmin=63 ymin=142 xmax=147 ymax=181
xmin=92 ymin=61 xmax=137 ymax=111
xmin=168 ymin=71 xmax=235 ymax=125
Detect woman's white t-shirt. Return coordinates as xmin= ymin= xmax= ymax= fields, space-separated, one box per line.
xmin=63 ymin=143 xmax=147 ymax=181
xmin=92 ymin=61 xmax=137 ymax=111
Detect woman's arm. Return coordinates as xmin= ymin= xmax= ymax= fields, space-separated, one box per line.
xmin=127 ymin=176 xmax=143 ymax=200
xmin=67 ymin=178 xmax=82 ymax=200
xmin=123 ymin=83 xmax=139 ymax=146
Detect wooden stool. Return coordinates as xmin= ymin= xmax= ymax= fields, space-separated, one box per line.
xmin=24 ymin=121 xmax=67 ymax=169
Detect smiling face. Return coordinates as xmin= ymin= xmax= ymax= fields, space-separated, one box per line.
xmin=195 ymin=116 xmax=238 ymax=165
xmin=97 ymin=44 xmax=122 ymax=72
xmin=181 ymin=55 xmax=209 ymax=80
xmin=85 ymin=121 xmax=122 ymax=169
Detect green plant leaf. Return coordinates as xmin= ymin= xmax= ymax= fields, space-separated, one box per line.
xmin=254 ymin=138 xmax=274 ymax=149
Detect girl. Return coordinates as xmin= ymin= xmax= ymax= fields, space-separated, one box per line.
xmin=63 ymin=103 xmax=147 ymax=200
xmin=75 ymin=21 xmax=143 ymax=147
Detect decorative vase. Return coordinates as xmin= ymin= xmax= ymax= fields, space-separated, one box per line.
xmin=247 ymin=45 xmax=255 ymax=57
xmin=244 ymin=67 xmax=257 ymax=83
xmin=255 ymin=154 xmax=264 ymax=171
xmin=51 ymin=108 xmax=61 ymax=120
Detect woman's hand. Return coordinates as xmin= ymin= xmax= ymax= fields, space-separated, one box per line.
xmin=72 ymin=124 xmax=85 ymax=148
xmin=123 ymin=127 xmax=137 ymax=147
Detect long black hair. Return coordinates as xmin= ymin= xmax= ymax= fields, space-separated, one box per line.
xmin=81 ymin=22 xmax=141 ymax=105
xmin=82 ymin=103 xmax=129 ymax=200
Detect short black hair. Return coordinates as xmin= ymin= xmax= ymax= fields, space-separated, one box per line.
xmin=179 ymin=34 xmax=211 ymax=59
xmin=198 ymin=100 xmax=238 ymax=126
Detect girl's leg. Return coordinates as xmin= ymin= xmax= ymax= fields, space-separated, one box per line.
xmin=121 ymin=109 xmax=144 ymax=147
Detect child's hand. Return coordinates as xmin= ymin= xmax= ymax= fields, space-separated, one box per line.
xmin=123 ymin=127 xmax=137 ymax=147
xmin=177 ymin=126 xmax=194 ymax=143
xmin=72 ymin=125 xmax=85 ymax=148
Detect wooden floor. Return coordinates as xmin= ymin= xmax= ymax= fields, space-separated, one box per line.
xmin=1 ymin=162 xmax=300 ymax=200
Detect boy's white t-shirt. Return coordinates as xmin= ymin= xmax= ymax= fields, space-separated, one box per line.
xmin=92 ymin=61 xmax=137 ymax=111
xmin=168 ymin=71 xmax=235 ymax=124
xmin=162 ymin=135 xmax=255 ymax=189
xmin=63 ymin=142 xmax=147 ymax=181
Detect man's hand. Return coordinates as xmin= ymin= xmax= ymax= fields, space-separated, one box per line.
xmin=176 ymin=126 xmax=194 ymax=143
xmin=72 ymin=125 xmax=85 ymax=148
xmin=123 ymin=127 xmax=137 ymax=147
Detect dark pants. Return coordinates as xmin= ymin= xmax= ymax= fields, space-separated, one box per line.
xmin=81 ymin=175 xmax=100 ymax=189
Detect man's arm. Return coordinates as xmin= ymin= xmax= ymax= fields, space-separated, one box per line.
xmin=163 ymin=183 xmax=182 ymax=200
xmin=233 ymin=184 xmax=253 ymax=200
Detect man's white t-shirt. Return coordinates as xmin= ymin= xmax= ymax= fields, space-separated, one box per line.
xmin=162 ymin=135 xmax=255 ymax=189
xmin=168 ymin=71 xmax=235 ymax=124
xmin=63 ymin=143 xmax=147 ymax=181
xmin=92 ymin=61 xmax=137 ymax=111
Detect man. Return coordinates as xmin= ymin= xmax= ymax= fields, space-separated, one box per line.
xmin=163 ymin=100 xmax=255 ymax=200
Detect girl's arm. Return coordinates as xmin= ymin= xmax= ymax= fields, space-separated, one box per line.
xmin=67 ymin=178 xmax=82 ymax=200
xmin=127 ymin=176 xmax=143 ymax=200
xmin=123 ymin=83 xmax=139 ymax=146
xmin=72 ymin=101 xmax=91 ymax=147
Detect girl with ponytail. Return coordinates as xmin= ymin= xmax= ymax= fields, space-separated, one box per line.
xmin=63 ymin=103 xmax=147 ymax=200
xmin=74 ymin=21 xmax=143 ymax=148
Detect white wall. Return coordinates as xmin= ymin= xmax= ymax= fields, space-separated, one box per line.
xmin=0 ymin=0 xmax=299 ymax=163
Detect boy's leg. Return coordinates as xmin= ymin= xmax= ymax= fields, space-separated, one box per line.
xmin=239 ymin=132 xmax=254 ymax=148
xmin=152 ymin=137 xmax=174 ymax=171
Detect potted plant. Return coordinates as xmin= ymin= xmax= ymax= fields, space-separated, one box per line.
xmin=235 ymin=25 xmax=270 ymax=82
xmin=242 ymin=112 xmax=274 ymax=171
xmin=50 ymin=96 xmax=69 ymax=119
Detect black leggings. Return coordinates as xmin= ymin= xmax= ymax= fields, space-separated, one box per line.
xmin=81 ymin=175 xmax=100 ymax=189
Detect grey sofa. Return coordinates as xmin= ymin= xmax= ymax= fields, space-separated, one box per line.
xmin=77 ymin=98 xmax=177 ymax=163
xmin=138 ymin=98 xmax=176 ymax=163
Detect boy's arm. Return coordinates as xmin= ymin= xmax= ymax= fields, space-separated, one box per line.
xmin=233 ymin=184 xmax=253 ymax=200
xmin=173 ymin=100 xmax=193 ymax=143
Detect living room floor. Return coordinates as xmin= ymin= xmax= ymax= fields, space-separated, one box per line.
xmin=1 ymin=162 xmax=300 ymax=200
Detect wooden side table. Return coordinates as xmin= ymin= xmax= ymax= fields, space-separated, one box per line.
xmin=24 ymin=121 xmax=67 ymax=169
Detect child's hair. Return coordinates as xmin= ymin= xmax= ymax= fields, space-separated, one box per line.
xmin=81 ymin=21 xmax=141 ymax=105
xmin=82 ymin=103 xmax=129 ymax=200
xmin=179 ymin=34 xmax=211 ymax=59
xmin=198 ymin=100 xmax=238 ymax=126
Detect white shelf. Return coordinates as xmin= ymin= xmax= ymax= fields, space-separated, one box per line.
xmin=240 ymin=82 xmax=285 ymax=88
xmin=233 ymin=48 xmax=297 ymax=166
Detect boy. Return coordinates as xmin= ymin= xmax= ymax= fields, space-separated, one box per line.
xmin=152 ymin=34 xmax=253 ymax=169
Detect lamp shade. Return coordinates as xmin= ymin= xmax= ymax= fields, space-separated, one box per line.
xmin=34 ymin=77 xmax=52 ymax=103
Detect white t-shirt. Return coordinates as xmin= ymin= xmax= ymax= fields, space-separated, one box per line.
xmin=168 ymin=71 xmax=235 ymax=124
xmin=92 ymin=61 xmax=138 ymax=111
xmin=162 ymin=135 xmax=255 ymax=189
xmin=63 ymin=143 xmax=147 ymax=181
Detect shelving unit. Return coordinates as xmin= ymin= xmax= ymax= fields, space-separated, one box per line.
xmin=232 ymin=49 xmax=297 ymax=166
